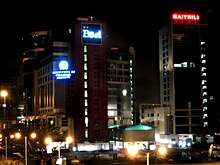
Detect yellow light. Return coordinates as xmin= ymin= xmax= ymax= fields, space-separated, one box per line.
xmin=66 ymin=136 xmax=73 ymax=144
xmin=30 ymin=132 xmax=37 ymax=139
xmin=127 ymin=144 xmax=139 ymax=157
xmin=1 ymin=90 xmax=8 ymax=97
xmin=44 ymin=137 xmax=52 ymax=144
xmin=10 ymin=134 xmax=15 ymax=139
xmin=15 ymin=132 xmax=21 ymax=139
xmin=158 ymin=146 xmax=167 ymax=155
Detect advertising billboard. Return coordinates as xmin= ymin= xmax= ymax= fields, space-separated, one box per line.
xmin=52 ymin=59 xmax=76 ymax=80
xmin=81 ymin=23 xmax=102 ymax=45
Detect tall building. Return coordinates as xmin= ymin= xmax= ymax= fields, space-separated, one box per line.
xmin=21 ymin=30 xmax=74 ymax=137
xmin=71 ymin=17 xmax=109 ymax=143
xmin=21 ymin=16 xmax=136 ymax=148
xmin=107 ymin=47 xmax=135 ymax=126
xmin=159 ymin=13 xmax=209 ymax=135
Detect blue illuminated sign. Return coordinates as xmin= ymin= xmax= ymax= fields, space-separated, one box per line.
xmin=81 ymin=23 xmax=102 ymax=44
xmin=52 ymin=60 xmax=76 ymax=79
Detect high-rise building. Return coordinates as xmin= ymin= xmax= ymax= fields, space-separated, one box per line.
xmin=107 ymin=47 xmax=135 ymax=126
xmin=21 ymin=30 xmax=74 ymax=137
xmin=159 ymin=13 xmax=209 ymax=135
xmin=71 ymin=17 xmax=109 ymax=143
xmin=21 ymin=16 xmax=136 ymax=148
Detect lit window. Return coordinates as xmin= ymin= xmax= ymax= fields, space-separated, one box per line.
xmin=85 ymin=108 xmax=88 ymax=116
xmin=84 ymin=72 xmax=87 ymax=79
xmin=84 ymin=99 xmax=88 ymax=106
xmin=203 ymin=98 xmax=207 ymax=103
xmin=203 ymin=107 xmax=207 ymax=111
xmin=202 ymin=80 xmax=206 ymax=84
xmin=203 ymin=92 xmax=207 ymax=96
xmin=203 ymin=114 xmax=208 ymax=118
xmin=84 ymin=81 xmax=87 ymax=88
xmin=85 ymin=129 xmax=88 ymax=138
xmin=181 ymin=62 xmax=187 ymax=67
xmin=84 ymin=90 xmax=88 ymax=98
xmin=85 ymin=117 xmax=88 ymax=127
xmin=84 ymin=46 xmax=87 ymax=53
xmin=84 ymin=63 xmax=87 ymax=70
xmin=84 ymin=54 xmax=87 ymax=61
xmin=202 ymin=86 xmax=207 ymax=89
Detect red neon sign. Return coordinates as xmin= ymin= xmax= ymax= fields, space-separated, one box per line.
xmin=172 ymin=13 xmax=200 ymax=21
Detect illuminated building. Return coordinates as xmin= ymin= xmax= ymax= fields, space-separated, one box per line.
xmin=159 ymin=13 xmax=209 ymax=135
xmin=69 ymin=17 xmax=109 ymax=143
xmin=21 ymin=30 xmax=74 ymax=135
xmin=21 ymin=17 xmax=136 ymax=147
xmin=107 ymin=47 xmax=136 ymax=126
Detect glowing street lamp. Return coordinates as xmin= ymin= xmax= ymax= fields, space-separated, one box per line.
xmin=127 ymin=143 xmax=140 ymax=159
xmin=1 ymin=90 xmax=8 ymax=107
xmin=44 ymin=136 xmax=73 ymax=165
xmin=158 ymin=145 xmax=167 ymax=156
xmin=144 ymin=146 xmax=167 ymax=165
xmin=1 ymin=90 xmax=8 ymax=163
xmin=1 ymin=90 xmax=8 ymax=122
xmin=14 ymin=132 xmax=37 ymax=165
xmin=66 ymin=136 xmax=73 ymax=144
xmin=44 ymin=136 xmax=53 ymax=145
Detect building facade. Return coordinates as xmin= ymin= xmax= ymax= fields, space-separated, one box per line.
xmin=107 ymin=47 xmax=135 ymax=126
xmin=71 ymin=17 xmax=109 ymax=143
xmin=20 ymin=16 xmax=137 ymax=149
xmin=21 ymin=30 xmax=74 ymax=139
xmin=159 ymin=13 xmax=209 ymax=135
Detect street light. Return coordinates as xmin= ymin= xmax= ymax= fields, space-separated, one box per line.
xmin=1 ymin=90 xmax=7 ymax=128
xmin=1 ymin=90 xmax=8 ymax=163
xmin=1 ymin=90 xmax=8 ymax=107
xmin=44 ymin=136 xmax=73 ymax=165
xmin=145 ymin=146 xmax=167 ymax=165
xmin=15 ymin=132 xmax=37 ymax=165
xmin=126 ymin=143 xmax=140 ymax=161
xmin=1 ymin=90 xmax=8 ymax=123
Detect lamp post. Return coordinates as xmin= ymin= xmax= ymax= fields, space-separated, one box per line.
xmin=1 ymin=90 xmax=8 ymax=163
xmin=44 ymin=136 xmax=73 ymax=165
xmin=1 ymin=90 xmax=8 ymax=105
xmin=1 ymin=90 xmax=8 ymax=122
xmin=155 ymin=145 xmax=167 ymax=165
xmin=5 ymin=136 xmax=7 ymax=163
xmin=15 ymin=132 xmax=37 ymax=165
xmin=146 ymin=152 xmax=150 ymax=165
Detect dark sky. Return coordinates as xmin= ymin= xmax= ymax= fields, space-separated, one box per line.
xmin=1 ymin=0 xmax=219 ymax=105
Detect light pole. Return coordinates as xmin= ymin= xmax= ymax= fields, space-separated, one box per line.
xmin=15 ymin=132 xmax=37 ymax=165
xmin=1 ymin=90 xmax=8 ymax=104
xmin=1 ymin=90 xmax=8 ymax=126
xmin=5 ymin=136 xmax=7 ymax=163
xmin=44 ymin=136 xmax=73 ymax=165
xmin=156 ymin=145 xmax=167 ymax=165
xmin=1 ymin=90 xmax=8 ymax=163
xmin=146 ymin=152 xmax=150 ymax=165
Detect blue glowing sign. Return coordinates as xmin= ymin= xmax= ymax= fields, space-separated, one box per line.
xmin=81 ymin=23 xmax=102 ymax=44
xmin=52 ymin=60 xmax=76 ymax=79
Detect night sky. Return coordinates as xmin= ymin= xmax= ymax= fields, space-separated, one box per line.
xmin=1 ymin=0 xmax=219 ymax=106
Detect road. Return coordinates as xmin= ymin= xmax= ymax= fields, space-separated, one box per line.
xmin=62 ymin=148 xmax=220 ymax=165
xmin=80 ymin=159 xmax=220 ymax=165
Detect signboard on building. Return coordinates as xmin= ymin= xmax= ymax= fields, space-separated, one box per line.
xmin=81 ymin=23 xmax=102 ymax=44
xmin=52 ymin=60 xmax=76 ymax=79
xmin=172 ymin=13 xmax=200 ymax=23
